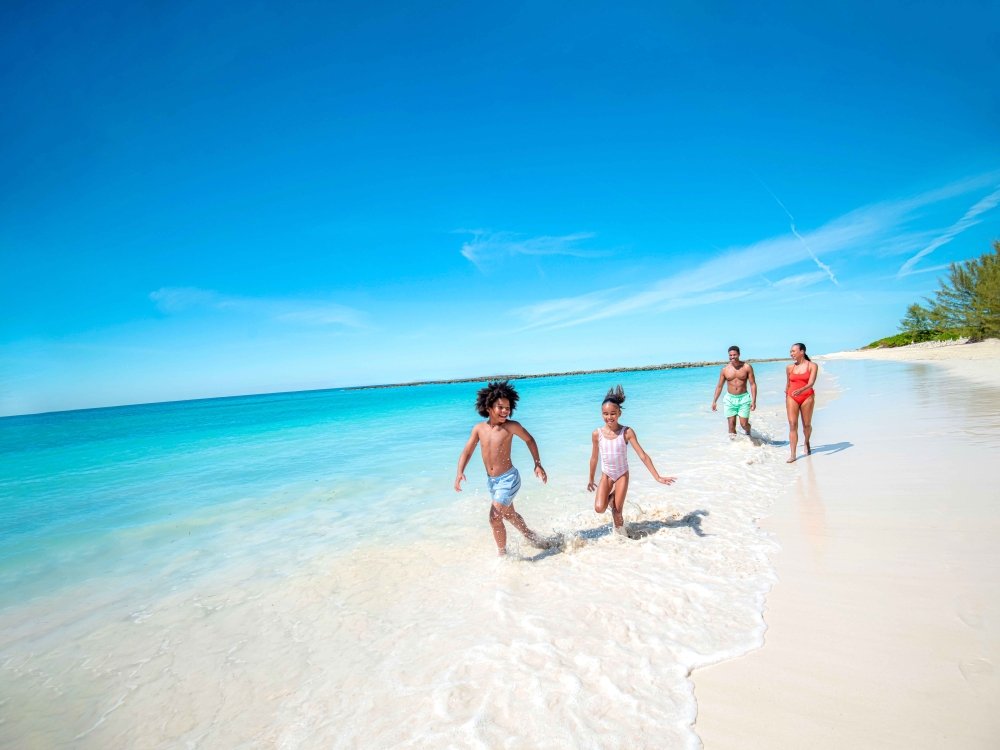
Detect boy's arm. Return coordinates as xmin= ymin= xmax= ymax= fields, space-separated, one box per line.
xmin=712 ymin=369 xmax=726 ymax=410
xmin=748 ymin=364 xmax=757 ymax=411
xmin=454 ymin=426 xmax=481 ymax=492
xmin=587 ymin=430 xmax=600 ymax=491
xmin=507 ymin=421 xmax=547 ymax=484
xmin=626 ymin=428 xmax=676 ymax=485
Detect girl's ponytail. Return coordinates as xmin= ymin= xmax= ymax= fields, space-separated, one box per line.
xmin=603 ymin=384 xmax=626 ymax=407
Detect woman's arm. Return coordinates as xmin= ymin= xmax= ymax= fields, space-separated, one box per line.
xmin=791 ymin=362 xmax=819 ymax=396
xmin=626 ymin=429 xmax=676 ymax=485
xmin=587 ymin=430 xmax=600 ymax=491
xmin=799 ymin=361 xmax=819 ymax=391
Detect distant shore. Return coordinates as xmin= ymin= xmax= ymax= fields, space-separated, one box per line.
xmin=345 ymin=358 xmax=788 ymax=391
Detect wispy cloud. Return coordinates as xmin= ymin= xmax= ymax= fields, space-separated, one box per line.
xmin=896 ymin=186 xmax=1000 ymax=277
xmin=773 ymin=271 xmax=829 ymax=289
xmin=458 ymin=230 xmax=601 ymax=268
xmin=753 ymin=173 xmax=839 ymax=284
xmin=149 ymin=287 xmax=366 ymax=328
xmin=515 ymin=174 xmax=1000 ymax=331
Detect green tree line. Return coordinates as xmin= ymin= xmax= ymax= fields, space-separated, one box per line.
xmin=868 ymin=239 xmax=1000 ymax=348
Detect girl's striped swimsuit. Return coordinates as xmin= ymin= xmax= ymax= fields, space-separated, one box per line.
xmin=599 ymin=426 xmax=629 ymax=481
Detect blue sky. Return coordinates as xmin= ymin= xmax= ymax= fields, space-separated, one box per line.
xmin=2 ymin=0 xmax=999 ymax=415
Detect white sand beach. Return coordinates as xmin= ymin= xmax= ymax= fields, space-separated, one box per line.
xmin=694 ymin=340 xmax=1000 ymax=748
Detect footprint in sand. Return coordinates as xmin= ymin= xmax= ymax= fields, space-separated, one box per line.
xmin=958 ymin=656 xmax=995 ymax=693
xmin=955 ymin=595 xmax=984 ymax=629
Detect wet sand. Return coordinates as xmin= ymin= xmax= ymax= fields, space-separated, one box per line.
xmin=693 ymin=347 xmax=1000 ymax=748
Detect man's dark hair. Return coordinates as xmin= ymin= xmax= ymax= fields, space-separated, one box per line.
xmin=728 ymin=345 xmax=740 ymax=355
xmin=475 ymin=380 xmax=519 ymax=417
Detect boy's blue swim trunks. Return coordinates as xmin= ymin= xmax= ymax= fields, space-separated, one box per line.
xmin=487 ymin=466 xmax=521 ymax=506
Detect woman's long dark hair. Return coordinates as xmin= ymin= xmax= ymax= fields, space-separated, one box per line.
xmin=793 ymin=343 xmax=811 ymax=361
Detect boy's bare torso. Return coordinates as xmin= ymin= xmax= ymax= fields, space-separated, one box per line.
xmin=722 ymin=362 xmax=752 ymax=394
xmin=475 ymin=420 xmax=520 ymax=476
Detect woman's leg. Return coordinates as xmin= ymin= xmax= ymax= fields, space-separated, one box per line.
xmin=800 ymin=395 xmax=816 ymax=454
xmin=786 ymin=396 xmax=801 ymax=463
xmin=610 ymin=472 xmax=630 ymax=527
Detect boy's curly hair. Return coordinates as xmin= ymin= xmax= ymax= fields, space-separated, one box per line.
xmin=475 ymin=380 xmax=519 ymax=417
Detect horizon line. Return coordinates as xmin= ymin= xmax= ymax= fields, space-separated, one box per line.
xmin=1 ymin=357 xmax=791 ymax=420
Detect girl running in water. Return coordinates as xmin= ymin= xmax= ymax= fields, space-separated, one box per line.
xmin=785 ymin=343 xmax=819 ymax=463
xmin=587 ymin=385 xmax=676 ymax=528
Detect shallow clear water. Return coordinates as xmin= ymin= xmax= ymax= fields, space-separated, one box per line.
xmin=1 ymin=363 xmax=798 ymax=748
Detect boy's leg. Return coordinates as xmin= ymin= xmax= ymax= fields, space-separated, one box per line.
xmin=489 ymin=502 xmax=508 ymax=554
xmin=739 ymin=416 xmax=751 ymax=435
xmin=609 ymin=473 xmax=629 ymax=528
xmin=500 ymin=503 xmax=540 ymax=544
xmin=726 ymin=415 xmax=737 ymax=434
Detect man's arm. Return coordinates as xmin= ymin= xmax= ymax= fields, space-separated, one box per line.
xmin=507 ymin=421 xmax=547 ymax=483
xmin=711 ymin=369 xmax=726 ymax=410
xmin=454 ymin=426 xmax=480 ymax=491
xmin=748 ymin=364 xmax=757 ymax=411
xmin=625 ymin=429 xmax=676 ymax=485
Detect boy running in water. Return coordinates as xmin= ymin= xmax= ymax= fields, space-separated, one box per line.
xmin=454 ymin=380 xmax=548 ymax=556
xmin=711 ymin=345 xmax=757 ymax=435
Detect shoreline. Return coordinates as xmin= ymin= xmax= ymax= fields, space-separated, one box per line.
xmin=693 ymin=344 xmax=1000 ymax=748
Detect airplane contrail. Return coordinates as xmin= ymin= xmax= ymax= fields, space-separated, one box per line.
xmin=752 ymin=171 xmax=839 ymax=285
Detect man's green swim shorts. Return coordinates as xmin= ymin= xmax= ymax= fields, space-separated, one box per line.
xmin=723 ymin=391 xmax=752 ymax=418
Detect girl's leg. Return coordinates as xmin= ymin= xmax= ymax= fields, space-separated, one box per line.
xmin=489 ymin=502 xmax=507 ymax=554
xmin=594 ymin=474 xmax=614 ymax=514
xmin=800 ymin=395 xmax=816 ymax=454
xmin=610 ymin=472 xmax=630 ymax=528
xmin=786 ymin=396 xmax=801 ymax=463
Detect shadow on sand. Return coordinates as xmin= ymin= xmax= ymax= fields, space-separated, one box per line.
xmin=807 ymin=441 xmax=853 ymax=455
xmin=521 ymin=510 xmax=710 ymax=562
xmin=770 ymin=441 xmax=853 ymax=456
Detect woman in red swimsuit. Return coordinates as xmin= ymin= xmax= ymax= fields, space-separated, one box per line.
xmin=785 ymin=342 xmax=818 ymax=463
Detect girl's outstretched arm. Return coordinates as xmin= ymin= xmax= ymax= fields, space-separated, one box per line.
xmin=626 ymin=428 xmax=676 ymax=485
xmin=454 ymin=426 xmax=480 ymax=491
xmin=587 ymin=430 xmax=600 ymax=491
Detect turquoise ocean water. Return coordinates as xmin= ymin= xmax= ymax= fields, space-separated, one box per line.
xmin=1 ymin=362 xmax=797 ymax=748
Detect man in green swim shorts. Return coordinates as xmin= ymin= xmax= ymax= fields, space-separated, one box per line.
xmin=711 ymin=345 xmax=757 ymax=435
